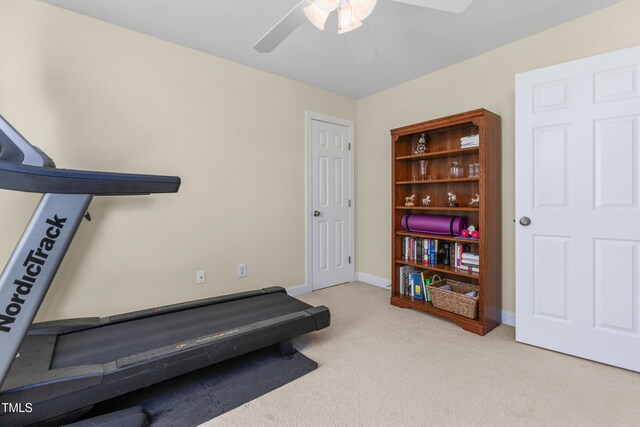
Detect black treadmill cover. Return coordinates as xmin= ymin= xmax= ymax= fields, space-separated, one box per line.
xmin=51 ymin=292 xmax=313 ymax=368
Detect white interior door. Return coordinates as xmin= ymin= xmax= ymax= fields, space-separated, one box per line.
xmin=516 ymin=45 xmax=640 ymax=371
xmin=309 ymin=116 xmax=353 ymax=291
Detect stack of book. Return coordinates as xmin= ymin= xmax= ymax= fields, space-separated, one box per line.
xmin=452 ymin=242 xmax=472 ymax=268
xmin=398 ymin=266 xmax=432 ymax=302
xmin=402 ymin=236 xmax=439 ymax=265
xmin=403 ymin=236 xmax=474 ymax=269
xmin=460 ymin=134 xmax=479 ymax=148
xmin=460 ymin=252 xmax=480 ymax=273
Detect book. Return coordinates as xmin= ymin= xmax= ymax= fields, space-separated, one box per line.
xmin=410 ymin=272 xmax=425 ymax=300
xmin=402 ymin=237 xmax=407 ymax=261
xmin=429 ymin=239 xmax=435 ymax=265
xmin=412 ymin=238 xmax=416 ymax=262
xmin=399 ymin=266 xmax=418 ymax=296
xmin=423 ymin=239 xmax=429 ymax=265
xmin=455 ymin=243 xmax=473 ymax=268
xmin=421 ymin=272 xmax=432 ymax=302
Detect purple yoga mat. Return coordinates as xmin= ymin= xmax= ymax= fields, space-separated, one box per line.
xmin=401 ymin=214 xmax=468 ymax=236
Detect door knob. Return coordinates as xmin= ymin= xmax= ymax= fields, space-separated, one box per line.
xmin=519 ymin=216 xmax=531 ymax=226
xmin=313 ymin=210 xmax=321 ymax=217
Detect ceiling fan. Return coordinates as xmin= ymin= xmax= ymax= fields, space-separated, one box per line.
xmin=253 ymin=0 xmax=474 ymax=54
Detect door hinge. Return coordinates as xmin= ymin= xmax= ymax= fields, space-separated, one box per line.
xmin=348 ymin=142 xmax=351 ymax=151
xmin=348 ymin=199 xmax=352 ymax=207
xmin=348 ymin=256 xmax=351 ymax=264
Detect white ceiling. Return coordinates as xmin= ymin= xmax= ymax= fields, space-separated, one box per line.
xmin=41 ymin=0 xmax=623 ymax=99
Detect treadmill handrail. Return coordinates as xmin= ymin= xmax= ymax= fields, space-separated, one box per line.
xmin=0 ymin=161 xmax=180 ymax=195
xmin=0 ymin=115 xmax=54 ymax=167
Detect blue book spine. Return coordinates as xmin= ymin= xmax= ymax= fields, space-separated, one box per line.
xmin=429 ymin=240 xmax=435 ymax=265
xmin=411 ymin=272 xmax=424 ymax=300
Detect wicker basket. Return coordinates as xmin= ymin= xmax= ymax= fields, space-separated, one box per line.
xmin=426 ymin=276 xmax=479 ymax=319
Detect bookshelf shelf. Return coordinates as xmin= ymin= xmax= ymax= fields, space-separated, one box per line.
xmin=395 ymin=147 xmax=479 ymax=161
xmin=395 ymin=206 xmax=480 ymax=212
xmin=395 ymin=260 xmax=480 ymax=279
xmin=396 ymin=177 xmax=480 ymax=185
xmin=391 ymin=109 xmax=502 ymax=336
xmin=396 ymin=231 xmax=480 ymax=244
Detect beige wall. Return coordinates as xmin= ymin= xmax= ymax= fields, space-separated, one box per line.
xmin=0 ymin=0 xmax=357 ymax=320
xmin=356 ymin=0 xmax=640 ymax=313
xmin=2 ymin=0 xmax=640 ymax=321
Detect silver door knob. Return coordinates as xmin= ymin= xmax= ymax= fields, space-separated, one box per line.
xmin=519 ymin=216 xmax=531 ymax=226
xmin=313 ymin=210 xmax=321 ymax=217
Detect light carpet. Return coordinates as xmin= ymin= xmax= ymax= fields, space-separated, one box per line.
xmin=201 ymin=282 xmax=640 ymax=426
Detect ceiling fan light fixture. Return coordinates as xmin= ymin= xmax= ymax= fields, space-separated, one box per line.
xmin=349 ymin=0 xmax=377 ymax=21
xmin=315 ymin=0 xmax=341 ymax=12
xmin=303 ymin=2 xmax=331 ymax=30
xmin=337 ymin=4 xmax=362 ymax=34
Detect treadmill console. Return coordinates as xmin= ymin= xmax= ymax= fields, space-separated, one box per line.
xmin=0 ymin=115 xmax=181 ymax=195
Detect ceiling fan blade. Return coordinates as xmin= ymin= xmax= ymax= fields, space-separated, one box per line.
xmin=389 ymin=0 xmax=474 ymax=14
xmin=254 ymin=0 xmax=309 ymax=53
xmin=345 ymin=24 xmax=378 ymax=66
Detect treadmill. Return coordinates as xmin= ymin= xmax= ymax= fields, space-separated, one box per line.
xmin=0 ymin=115 xmax=330 ymax=426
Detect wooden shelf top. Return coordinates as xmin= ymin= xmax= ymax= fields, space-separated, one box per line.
xmin=395 ymin=259 xmax=480 ymax=279
xmin=396 ymin=231 xmax=480 ymax=244
xmin=395 ymin=206 xmax=479 ymax=212
xmin=390 ymin=108 xmax=497 ymax=136
xmin=396 ymin=177 xmax=480 ymax=185
xmin=395 ymin=147 xmax=479 ymax=161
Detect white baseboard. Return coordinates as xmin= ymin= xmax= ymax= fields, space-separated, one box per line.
xmin=356 ymin=272 xmax=516 ymax=327
xmin=355 ymin=272 xmax=391 ymax=290
xmin=501 ymin=310 xmax=515 ymax=327
xmin=286 ymin=283 xmax=309 ymax=297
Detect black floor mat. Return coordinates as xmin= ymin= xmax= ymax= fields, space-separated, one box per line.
xmin=76 ymin=345 xmax=318 ymax=427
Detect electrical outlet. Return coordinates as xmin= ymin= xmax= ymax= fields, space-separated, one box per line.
xmin=237 ymin=263 xmax=247 ymax=278
xmin=196 ymin=270 xmax=206 ymax=284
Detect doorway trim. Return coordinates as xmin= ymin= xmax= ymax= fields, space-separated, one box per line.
xmin=305 ymin=111 xmax=355 ymax=293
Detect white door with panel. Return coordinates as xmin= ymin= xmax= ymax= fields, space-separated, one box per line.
xmin=516 ymin=45 xmax=640 ymax=371
xmin=311 ymin=118 xmax=352 ymax=290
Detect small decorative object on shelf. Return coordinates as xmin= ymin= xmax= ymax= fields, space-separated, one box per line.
xmin=422 ymin=195 xmax=431 ymax=207
xmin=441 ymin=243 xmax=451 ymax=265
xmin=418 ymin=159 xmax=430 ymax=180
xmin=464 ymin=224 xmax=480 ymax=240
xmin=467 ymin=162 xmax=481 ymax=178
xmin=405 ymin=194 xmax=416 ymax=207
xmin=449 ymin=158 xmax=465 ymax=178
xmin=469 ymin=193 xmax=480 ymax=207
xmin=446 ymin=192 xmax=458 ymax=207
xmin=415 ymin=133 xmax=428 ymax=154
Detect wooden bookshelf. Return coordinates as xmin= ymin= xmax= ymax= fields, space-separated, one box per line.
xmin=390 ymin=109 xmax=502 ymax=336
